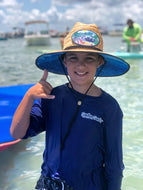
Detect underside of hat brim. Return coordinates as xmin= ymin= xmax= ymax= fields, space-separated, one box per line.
xmin=35 ymin=50 xmax=130 ymax=77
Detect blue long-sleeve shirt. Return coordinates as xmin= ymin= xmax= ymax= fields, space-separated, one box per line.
xmin=23 ymin=84 xmax=124 ymax=190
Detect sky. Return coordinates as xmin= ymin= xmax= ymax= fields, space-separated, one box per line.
xmin=0 ymin=0 xmax=143 ymax=33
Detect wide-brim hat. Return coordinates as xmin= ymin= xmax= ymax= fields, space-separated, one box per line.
xmin=36 ymin=22 xmax=130 ymax=77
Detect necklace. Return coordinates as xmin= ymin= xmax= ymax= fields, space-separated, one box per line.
xmin=67 ymin=77 xmax=96 ymax=106
xmin=58 ymin=55 xmax=106 ymax=150
xmin=60 ymin=80 xmax=95 ymax=150
xmin=77 ymin=100 xmax=82 ymax=106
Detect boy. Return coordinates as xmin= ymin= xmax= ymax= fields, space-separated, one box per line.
xmin=10 ymin=22 xmax=130 ymax=190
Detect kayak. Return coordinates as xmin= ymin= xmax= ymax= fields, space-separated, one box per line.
xmin=0 ymin=83 xmax=34 ymax=151
xmin=37 ymin=49 xmax=143 ymax=59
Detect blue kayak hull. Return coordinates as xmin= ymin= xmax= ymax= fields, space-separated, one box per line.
xmin=0 ymin=84 xmax=34 ymax=151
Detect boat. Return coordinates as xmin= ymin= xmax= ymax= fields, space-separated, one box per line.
xmin=0 ymin=32 xmax=7 ymax=40
xmin=0 ymin=84 xmax=34 ymax=151
xmin=24 ymin=20 xmax=50 ymax=46
xmin=108 ymin=23 xmax=124 ymax=36
xmin=108 ymin=30 xmax=123 ymax=36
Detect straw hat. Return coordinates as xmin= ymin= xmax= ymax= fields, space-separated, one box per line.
xmin=36 ymin=22 xmax=130 ymax=77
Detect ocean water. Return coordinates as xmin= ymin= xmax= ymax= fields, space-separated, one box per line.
xmin=0 ymin=36 xmax=143 ymax=190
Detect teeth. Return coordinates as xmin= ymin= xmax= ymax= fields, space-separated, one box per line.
xmin=77 ymin=72 xmax=86 ymax=75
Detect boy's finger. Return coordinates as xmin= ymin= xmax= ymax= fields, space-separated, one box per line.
xmin=41 ymin=69 xmax=48 ymax=81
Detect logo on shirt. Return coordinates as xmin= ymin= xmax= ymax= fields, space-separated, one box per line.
xmin=81 ymin=112 xmax=103 ymax=124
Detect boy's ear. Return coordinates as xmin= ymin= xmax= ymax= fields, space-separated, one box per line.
xmin=97 ymin=56 xmax=104 ymax=68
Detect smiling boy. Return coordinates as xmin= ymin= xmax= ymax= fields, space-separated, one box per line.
xmin=10 ymin=22 xmax=130 ymax=190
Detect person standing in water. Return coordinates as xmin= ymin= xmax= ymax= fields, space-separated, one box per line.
xmin=60 ymin=27 xmax=69 ymax=49
xmin=123 ymin=19 xmax=142 ymax=52
xmin=10 ymin=22 xmax=130 ymax=190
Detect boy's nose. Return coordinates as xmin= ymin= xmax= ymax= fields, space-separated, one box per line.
xmin=77 ymin=60 xmax=85 ymax=66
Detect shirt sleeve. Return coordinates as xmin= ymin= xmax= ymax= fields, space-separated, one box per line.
xmin=22 ymin=99 xmax=47 ymax=139
xmin=134 ymin=24 xmax=142 ymax=41
xmin=123 ymin=27 xmax=130 ymax=42
xmin=103 ymin=100 xmax=124 ymax=190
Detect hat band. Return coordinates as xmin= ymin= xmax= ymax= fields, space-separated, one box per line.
xmin=64 ymin=45 xmax=102 ymax=51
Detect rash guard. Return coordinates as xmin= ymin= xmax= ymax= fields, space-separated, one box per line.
xmin=123 ymin=23 xmax=142 ymax=45
xmin=23 ymin=84 xmax=124 ymax=190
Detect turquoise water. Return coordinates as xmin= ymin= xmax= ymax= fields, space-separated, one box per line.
xmin=0 ymin=37 xmax=143 ymax=190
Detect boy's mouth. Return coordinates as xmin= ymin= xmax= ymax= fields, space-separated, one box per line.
xmin=75 ymin=71 xmax=88 ymax=77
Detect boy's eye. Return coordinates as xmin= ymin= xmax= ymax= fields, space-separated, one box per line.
xmin=68 ymin=56 xmax=78 ymax=61
xmin=86 ymin=57 xmax=93 ymax=60
xmin=86 ymin=57 xmax=95 ymax=62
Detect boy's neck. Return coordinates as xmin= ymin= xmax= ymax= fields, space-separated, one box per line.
xmin=68 ymin=83 xmax=102 ymax=97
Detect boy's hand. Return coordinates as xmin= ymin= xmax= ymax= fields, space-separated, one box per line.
xmin=28 ymin=69 xmax=55 ymax=100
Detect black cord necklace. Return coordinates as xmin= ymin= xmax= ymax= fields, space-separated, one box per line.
xmin=60 ymin=81 xmax=95 ymax=150
xmin=58 ymin=55 xmax=105 ymax=150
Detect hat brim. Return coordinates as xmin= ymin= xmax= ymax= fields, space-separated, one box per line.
xmin=35 ymin=49 xmax=130 ymax=77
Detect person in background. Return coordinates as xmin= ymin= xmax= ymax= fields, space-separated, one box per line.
xmin=60 ymin=27 xmax=69 ymax=49
xmin=10 ymin=22 xmax=130 ymax=190
xmin=123 ymin=19 xmax=142 ymax=52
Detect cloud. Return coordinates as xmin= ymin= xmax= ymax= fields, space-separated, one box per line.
xmin=53 ymin=0 xmax=143 ymax=30
xmin=100 ymin=0 xmax=123 ymax=6
xmin=1 ymin=0 xmax=143 ymax=32
xmin=52 ymin=0 xmax=123 ymax=7
xmin=0 ymin=0 xmax=23 ymax=8
xmin=52 ymin=0 xmax=91 ymax=6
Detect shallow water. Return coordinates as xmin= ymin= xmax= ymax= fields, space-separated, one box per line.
xmin=0 ymin=37 xmax=143 ymax=190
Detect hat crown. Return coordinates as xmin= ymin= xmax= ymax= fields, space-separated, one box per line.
xmin=63 ymin=22 xmax=103 ymax=51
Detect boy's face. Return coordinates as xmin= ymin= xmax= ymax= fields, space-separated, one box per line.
xmin=64 ymin=52 xmax=103 ymax=89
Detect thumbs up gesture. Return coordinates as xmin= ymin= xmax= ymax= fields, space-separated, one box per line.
xmin=28 ymin=69 xmax=55 ymax=100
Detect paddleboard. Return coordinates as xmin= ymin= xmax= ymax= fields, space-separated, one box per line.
xmin=109 ymin=51 xmax=143 ymax=59
xmin=0 ymin=84 xmax=34 ymax=151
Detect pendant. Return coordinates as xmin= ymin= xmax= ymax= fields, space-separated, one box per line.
xmin=77 ymin=100 xmax=82 ymax=106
